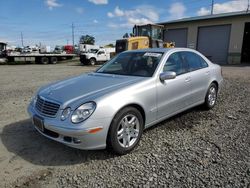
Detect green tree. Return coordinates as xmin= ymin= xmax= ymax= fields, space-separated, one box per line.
xmin=79 ymin=35 xmax=95 ymax=45
xmin=104 ymin=43 xmax=115 ymax=48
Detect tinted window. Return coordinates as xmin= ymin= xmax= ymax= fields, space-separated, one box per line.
xmin=163 ymin=52 xmax=187 ymax=75
xmin=181 ymin=52 xmax=208 ymax=71
xmin=200 ymin=56 xmax=208 ymax=68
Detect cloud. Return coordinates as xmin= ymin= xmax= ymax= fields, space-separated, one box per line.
xmin=168 ymin=2 xmax=186 ymax=19
xmin=114 ymin=6 xmax=124 ymax=16
xmin=197 ymin=0 xmax=248 ymax=16
xmin=107 ymin=5 xmax=159 ymax=28
xmin=93 ymin=19 xmax=99 ymax=23
xmin=76 ymin=7 xmax=84 ymax=14
xmin=45 ymin=0 xmax=62 ymax=10
xmin=88 ymin=0 xmax=108 ymax=5
xmin=107 ymin=12 xmax=114 ymax=18
xmin=197 ymin=7 xmax=211 ymax=16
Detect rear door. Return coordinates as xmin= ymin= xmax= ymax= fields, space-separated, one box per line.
xmin=181 ymin=51 xmax=210 ymax=104
xmin=156 ymin=52 xmax=191 ymax=119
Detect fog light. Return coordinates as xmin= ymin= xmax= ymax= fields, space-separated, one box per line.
xmin=61 ymin=107 xmax=71 ymax=121
xmin=73 ymin=138 xmax=81 ymax=144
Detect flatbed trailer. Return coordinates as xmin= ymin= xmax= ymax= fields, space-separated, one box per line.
xmin=7 ymin=53 xmax=76 ymax=64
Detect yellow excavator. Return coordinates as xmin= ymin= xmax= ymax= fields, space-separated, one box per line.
xmin=115 ymin=24 xmax=174 ymax=53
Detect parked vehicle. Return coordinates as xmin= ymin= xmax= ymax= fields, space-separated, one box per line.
xmin=64 ymin=45 xmax=74 ymax=54
xmin=1 ymin=41 xmax=75 ymax=64
xmin=28 ymin=48 xmax=223 ymax=155
xmin=22 ymin=46 xmax=32 ymax=53
xmin=39 ymin=46 xmax=51 ymax=53
xmin=80 ymin=48 xmax=115 ymax=65
xmin=116 ymin=24 xmax=175 ymax=53
xmin=54 ymin=45 xmax=64 ymax=54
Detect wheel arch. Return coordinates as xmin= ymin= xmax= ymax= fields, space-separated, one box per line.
xmin=211 ymin=80 xmax=219 ymax=90
xmin=108 ymin=103 xmax=146 ymax=131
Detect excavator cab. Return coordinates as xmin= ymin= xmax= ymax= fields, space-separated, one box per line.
xmin=115 ymin=24 xmax=174 ymax=53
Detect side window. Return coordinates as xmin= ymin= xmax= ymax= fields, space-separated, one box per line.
xmin=199 ymin=56 xmax=208 ymax=68
xmin=163 ymin=52 xmax=187 ymax=75
xmin=98 ymin=50 xmax=105 ymax=55
xmin=181 ymin=52 xmax=208 ymax=71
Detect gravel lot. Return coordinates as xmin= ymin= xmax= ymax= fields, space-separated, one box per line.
xmin=0 ymin=62 xmax=249 ymax=187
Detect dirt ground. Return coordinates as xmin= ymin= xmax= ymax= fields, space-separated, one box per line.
xmin=0 ymin=61 xmax=249 ymax=187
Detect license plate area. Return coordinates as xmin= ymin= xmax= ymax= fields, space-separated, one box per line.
xmin=33 ymin=115 xmax=44 ymax=132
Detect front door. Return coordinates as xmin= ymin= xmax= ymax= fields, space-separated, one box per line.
xmin=96 ymin=50 xmax=106 ymax=61
xmin=156 ymin=52 xmax=191 ymax=119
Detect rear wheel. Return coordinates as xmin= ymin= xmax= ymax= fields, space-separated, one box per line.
xmin=204 ymin=83 xmax=218 ymax=109
xmin=40 ymin=57 xmax=49 ymax=64
xmin=107 ymin=107 xmax=144 ymax=155
xmin=50 ymin=57 xmax=58 ymax=64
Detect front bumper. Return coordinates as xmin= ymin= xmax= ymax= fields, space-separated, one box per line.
xmin=27 ymin=104 xmax=112 ymax=150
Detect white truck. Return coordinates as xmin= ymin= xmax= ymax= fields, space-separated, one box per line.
xmin=80 ymin=48 xmax=115 ymax=65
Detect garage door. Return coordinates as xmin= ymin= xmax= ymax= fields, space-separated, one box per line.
xmin=197 ymin=25 xmax=231 ymax=64
xmin=164 ymin=28 xmax=188 ymax=47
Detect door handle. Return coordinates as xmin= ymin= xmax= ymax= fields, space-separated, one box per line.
xmin=205 ymin=71 xmax=210 ymax=75
xmin=185 ymin=77 xmax=191 ymax=82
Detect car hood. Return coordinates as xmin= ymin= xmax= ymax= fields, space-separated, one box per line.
xmin=38 ymin=73 xmax=144 ymax=107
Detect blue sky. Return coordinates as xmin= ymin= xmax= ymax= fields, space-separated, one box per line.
xmin=0 ymin=0 xmax=248 ymax=47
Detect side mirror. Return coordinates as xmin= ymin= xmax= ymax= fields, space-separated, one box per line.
xmin=159 ymin=71 xmax=176 ymax=81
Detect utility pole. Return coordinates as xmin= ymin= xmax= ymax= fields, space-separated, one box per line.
xmin=211 ymin=0 xmax=214 ymax=15
xmin=72 ymin=23 xmax=75 ymax=46
xmin=21 ymin=32 xmax=24 ymax=47
xmin=247 ymin=0 xmax=249 ymax=12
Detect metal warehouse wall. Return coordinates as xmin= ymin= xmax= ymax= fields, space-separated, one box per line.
xmin=163 ymin=15 xmax=250 ymax=64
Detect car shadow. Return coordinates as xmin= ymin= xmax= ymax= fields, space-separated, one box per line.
xmin=0 ymin=119 xmax=115 ymax=166
xmin=144 ymin=105 xmax=208 ymax=133
xmin=1 ymin=105 xmax=211 ymax=166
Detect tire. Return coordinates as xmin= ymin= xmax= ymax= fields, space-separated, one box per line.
xmin=204 ymin=83 xmax=218 ymax=110
xmin=89 ymin=58 xmax=96 ymax=66
xmin=107 ymin=107 xmax=144 ymax=155
xmin=40 ymin=57 xmax=49 ymax=64
xmin=50 ymin=57 xmax=58 ymax=64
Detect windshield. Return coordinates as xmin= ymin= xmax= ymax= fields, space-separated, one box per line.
xmin=96 ymin=51 xmax=163 ymax=77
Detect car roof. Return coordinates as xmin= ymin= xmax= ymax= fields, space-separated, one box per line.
xmin=125 ymin=47 xmax=194 ymax=54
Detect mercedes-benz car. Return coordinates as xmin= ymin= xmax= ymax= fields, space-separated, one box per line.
xmin=28 ymin=48 xmax=223 ymax=155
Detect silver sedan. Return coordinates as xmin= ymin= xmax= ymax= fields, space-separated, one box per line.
xmin=28 ymin=48 xmax=223 ymax=155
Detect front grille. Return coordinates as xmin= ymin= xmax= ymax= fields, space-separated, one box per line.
xmin=35 ymin=95 xmax=60 ymax=117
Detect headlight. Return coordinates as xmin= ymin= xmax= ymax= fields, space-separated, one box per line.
xmin=71 ymin=102 xmax=96 ymax=123
xmin=31 ymin=95 xmax=37 ymax=106
xmin=61 ymin=107 xmax=71 ymax=121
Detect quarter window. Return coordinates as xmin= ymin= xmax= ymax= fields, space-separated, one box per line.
xmin=163 ymin=52 xmax=187 ymax=75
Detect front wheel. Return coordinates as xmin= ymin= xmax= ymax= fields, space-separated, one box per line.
xmin=204 ymin=83 xmax=218 ymax=109
xmin=107 ymin=107 xmax=144 ymax=155
xmin=89 ymin=58 xmax=96 ymax=66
